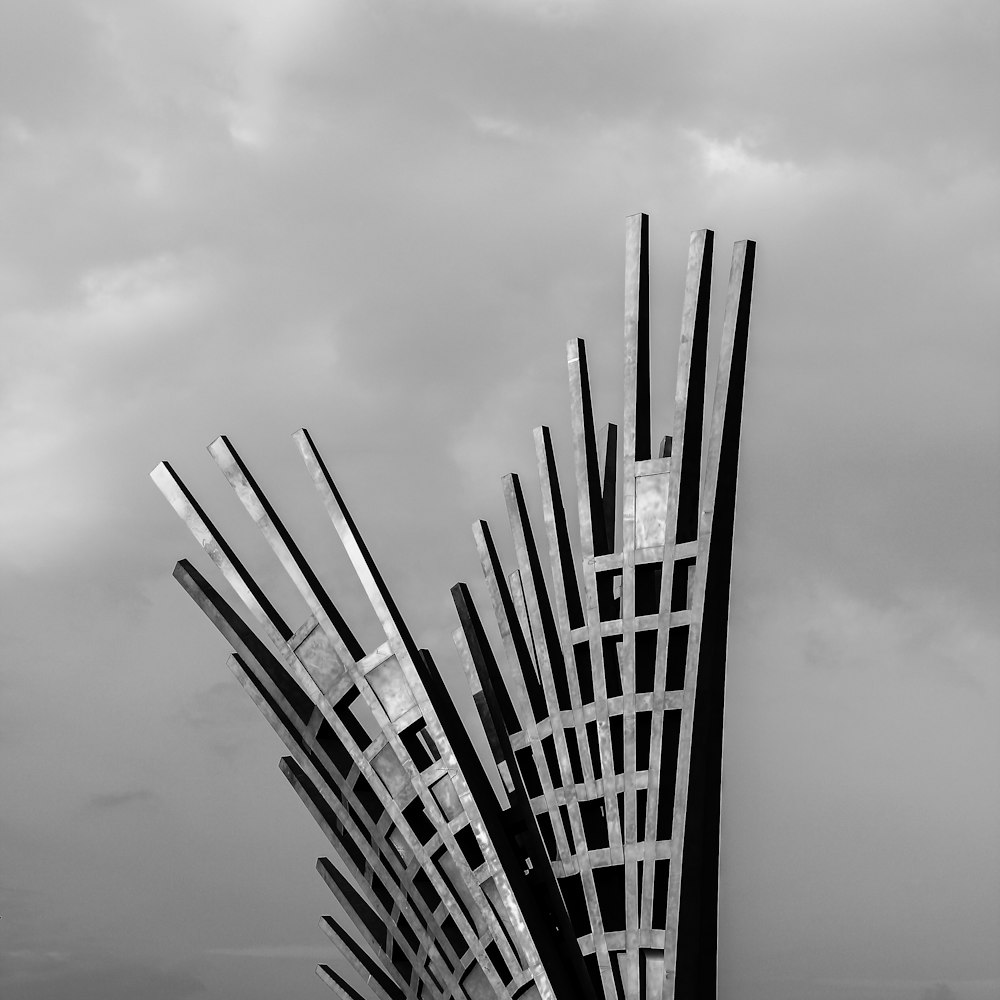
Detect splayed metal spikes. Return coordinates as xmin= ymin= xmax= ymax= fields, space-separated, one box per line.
xmin=153 ymin=215 xmax=755 ymax=1000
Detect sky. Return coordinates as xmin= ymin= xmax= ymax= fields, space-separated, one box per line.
xmin=0 ymin=1 xmax=997 ymax=999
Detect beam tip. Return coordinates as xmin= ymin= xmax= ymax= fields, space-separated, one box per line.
xmin=172 ymin=558 xmax=194 ymax=581
xmin=206 ymin=433 xmax=232 ymax=457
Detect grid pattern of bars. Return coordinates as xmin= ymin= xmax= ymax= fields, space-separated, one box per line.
xmin=154 ymin=215 xmax=754 ymax=1000
xmin=152 ymin=432 xmax=582 ymax=1000
xmin=452 ymin=218 xmax=754 ymax=1000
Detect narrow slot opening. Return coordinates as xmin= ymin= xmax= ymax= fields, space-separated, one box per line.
xmin=636 ymin=711 xmax=652 ymax=772
xmin=550 ymin=648 xmax=573 ymax=712
xmin=586 ymin=720 xmax=603 ymax=779
xmin=352 ymin=775 xmax=384 ymax=823
xmin=603 ymin=636 xmax=623 ymax=699
xmin=597 ymin=568 xmax=622 ymax=621
xmin=348 ymin=805 xmax=371 ymax=844
xmin=566 ymin=729 xmax=585 ymax=785
xmin=635 ymin=562 xmax=663 ymax=618
xmin=485 ymin=940 xmax=513 ymax=986
xmin=541 ymin=735 xmax=562 ymax=789
xmin=371 ymin=874 xmax=392 ymax=913
xmin=656 ymin=712 xmax=681 ymax=840
xmin=535 ymin=811 xmax=557 ymax=860
xmin=558 ymin=803 xmax=575 ymax=853
xmin=557 ymin=872 xmax=590 ymax=936
xmin=440 ymin=913 xmax=467 ymax=955
xmin=636 ymin=789 xmax=648 ymax=836
xmin=652 ymin=860 xmax=670 ymax=928
xmin=391 ymin=945 xmax=412 ymax=983
xmin=610 ymin=714 xmax=624 ymax=774
xmin=412 ymin=869 xmax=440 ymax=912
xmin=454 ymin=824 xmax=485 ymax=871
xmin=402 ymin=798 xmax=435 ymax=844
xmin=397 ymin=915 xmax=419 ymax=953
xmin=635 ymin=630 xmax=657 ymax=693
xmin=671 ymin=558 xmax=695 ymax=612
xmin=515 ymin=747 xmax=543 ymax=798
xmin=340 ymin=830 xmax=367 ymax=874
xmin=580 ymin=798 xmax=609 ymax=850
xmin=666 ymin=626 xmax=688 ymax=690
xmin=334 ymin=689 xmax=377 ymax=751
xmin=315 ymin=719 xmax=354 ymax=776
xmin=574 ymin=643 xmax=594 ymax=704
xmin=593 ymin=864 xmax=626 ymax=932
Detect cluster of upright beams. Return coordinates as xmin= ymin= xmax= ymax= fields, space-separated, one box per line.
xmin=452 ymin=216 xmax=754 ymax=1000
xmin=154 ymin=215 xmax=754 ymax=1000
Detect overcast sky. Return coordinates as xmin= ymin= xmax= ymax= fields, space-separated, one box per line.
xmin=0 ymin=2 xmax=997 ymax=999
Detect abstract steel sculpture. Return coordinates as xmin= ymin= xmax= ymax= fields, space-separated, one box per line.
xmin=152 ymin=215 xmax=755 ymax=1000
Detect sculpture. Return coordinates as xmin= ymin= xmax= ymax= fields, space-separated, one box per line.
xmin=153 ymin=215 xmax=755 ymax=1000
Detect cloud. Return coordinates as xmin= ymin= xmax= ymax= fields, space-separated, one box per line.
xmin=85 ymin=789 xmax=155 ymax=811
xmin=204 ymin=944 xmax=333 ymax=960
xmin=687 ymin=129 xmax=801 ymax=183
xmin=0 ymin=2 xmax=994 ymax=1000
xmin=0 ymin=951 xmax=204 ymax=1000
xmin=172 ymin=679 xmax=259 ymax=761
xmin=471 ymin=114 xmax=531 ymax=142
xmin=780 ymin=582 xmax=999 ymax=690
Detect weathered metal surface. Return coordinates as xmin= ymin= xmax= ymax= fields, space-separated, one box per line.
xmin=154 ymin=215 xmax=755 ymax=1000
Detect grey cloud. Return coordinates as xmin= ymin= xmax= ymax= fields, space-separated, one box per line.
xmin=84 ymin=789 xmax=155 ymax=810
xmin=204 ymin=944 xmax=333 ymax=960
xmin=0 ymin=951 xmax=204 ymax=1000
xmin=0 ymin=2 xmax=995 ymax=999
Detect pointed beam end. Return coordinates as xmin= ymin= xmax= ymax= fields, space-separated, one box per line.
xmin=292 ymin=427 xmax=319 ymax=458
xmin=150 ymin=459 xmax=190 ymax=507
xmin=172 ymin=558 xmax=196 ymax=584
xmin=206 ymin=433 xmax=229 ymax=456
xmin=149 ymin=460 xmax=171 ymax=487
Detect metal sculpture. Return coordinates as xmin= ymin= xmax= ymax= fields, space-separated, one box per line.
xmin=152 ymin=215 xmax=755 ymax=1000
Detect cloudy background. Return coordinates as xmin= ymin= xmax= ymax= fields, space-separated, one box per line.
xmin=0 ymin=1 xmax=997 ymax=999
